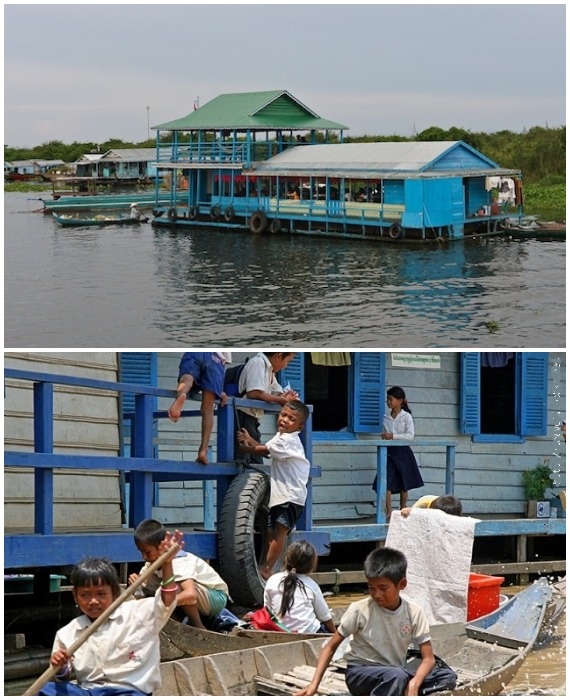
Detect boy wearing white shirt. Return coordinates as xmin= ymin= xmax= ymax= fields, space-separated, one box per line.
xmin=238 ymin=400 xmax=310 ymax=579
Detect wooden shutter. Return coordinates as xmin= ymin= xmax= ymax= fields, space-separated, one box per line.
xmin=118 ymin=352 xmax=157 ymax=452
xmin=279 ymin=353 xmax=305 ymax=401
xmin=353 ymin=353 xmax=385 ymax=432
xmin=460 ymin=352 xmax=481 ymax=434
xmin=520 ymin=353 xmax=548 ymax=436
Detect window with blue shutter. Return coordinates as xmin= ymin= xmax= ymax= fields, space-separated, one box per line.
xmin=279 ymin=354 xmax=305 ymax=400
xmin=460 ymin=352 xmax=548 ymax=441
xmin=279 ymin=353 xmax=385 ymax=437
xmin=353 ymin=353 xmax=385 ymax=433
xmin=119 ymin=352 xmax=158 ymax=454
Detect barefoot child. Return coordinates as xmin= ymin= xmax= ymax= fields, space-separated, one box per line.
xmin=129 ymin=519 xmax=229 ymax=630
xmin=167 ymin=351 xmax=231 ymax=464
xmin=39 ymin=530 xmax=183 ymax=696
xmin=238 ymin=399 xmax=310 ymax=579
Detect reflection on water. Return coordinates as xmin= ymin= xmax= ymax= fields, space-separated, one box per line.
xmin=4 ymin=193 xmax=566 ymax=347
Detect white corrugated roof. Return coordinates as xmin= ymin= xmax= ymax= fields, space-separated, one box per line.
xmin=256 ymin=142 xmax=459 ymax=173
xmin=101 ymin=148 xmax=157 ymax=161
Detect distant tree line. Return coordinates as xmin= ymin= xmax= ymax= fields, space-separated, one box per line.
xmin=346 ymin=126 xmax=565 ymax=185
xmin=5 ymin=126 xmax=565 ymax=184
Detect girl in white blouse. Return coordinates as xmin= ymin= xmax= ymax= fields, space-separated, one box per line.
xmin=380 ymin=386 xmax=424 ymax=520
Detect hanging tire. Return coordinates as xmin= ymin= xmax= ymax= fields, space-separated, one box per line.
xmin=224 ymin=206 xmax=235 ymax=222
xmin=188 ymin=206 xmax=198 ymax=220
xmin=269 ymin=218 xmax=282 ymax=234
xmin=249 ymin=211 xmax=268 ymax=234
xmin=218 ymin=470 xmax=269 ymax=607
xmin=210 ymin=205 xmax=221 ymax=220
xmin=389 ymin=222 xmax=404 ymax=239
xmin=167 ymin=207 xmax=177 ymax=221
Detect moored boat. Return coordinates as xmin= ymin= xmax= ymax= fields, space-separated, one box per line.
xmin=499 ymin=216 xmax=566 ymax=238
xmin=156 ymin=578 xmax=553 ymax=696
xmin=52 ymin=212 xmax=149 ymax=227
xmin=160 ymin=618 xmax=327 ymax=662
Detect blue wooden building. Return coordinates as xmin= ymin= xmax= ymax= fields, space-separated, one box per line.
xmin=4 ymin=351 xmax=565 ymax=606
xmin=151 ymin=90 xmax=523 ymax=240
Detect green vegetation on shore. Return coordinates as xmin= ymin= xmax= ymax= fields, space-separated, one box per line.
xmin=5 ymin=126 xmax=565 ymax=219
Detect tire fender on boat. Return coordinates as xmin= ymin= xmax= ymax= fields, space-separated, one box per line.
xmin=218 ymin=470 xmax=269 ymax=607
xmin=210 ymin=205 xmax=221 ymax=220
xmin=224 ymin=206 xmax=235 ymax=222
xmin=389 ymin=222 xmax=404 ymax=240
xmin=269 ymin=218 xmax=282 ymax=234
xmin=188 ymin=206 xmax=198 ymax=220
xmin=249 ymin=211 xmax=268 ymax=234
xmin=167 ymin=207 xmax=177 ymax=221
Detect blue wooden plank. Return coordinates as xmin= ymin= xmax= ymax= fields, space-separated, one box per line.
xmin=33 ymin=382 xmax=54 ymax=535
xmin=4 ymin=532 xmax=218 ymax=569
xmin=314 ymin=518 xmax=566 ymax=543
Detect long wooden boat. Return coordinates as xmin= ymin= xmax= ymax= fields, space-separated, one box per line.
xmin=156 ymin=578 xmax=553 ymax=696
xmin=52 ymin=212 xmax=149 ymax=227
xmin=43 ymin=192 xmax=187 ymax=213
xmin=160 ymin=618 xmax=328 ymax=662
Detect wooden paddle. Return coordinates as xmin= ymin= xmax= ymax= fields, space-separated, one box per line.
xmin=22 ymin=539 xmax=181 ymax=696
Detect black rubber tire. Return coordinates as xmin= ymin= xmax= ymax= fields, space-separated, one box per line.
xmin=269 ymin=218 xmax=282 ymax=234
xmin=167 ymin=207 xmax=177 ymax=221
xmin=218 ymin=470 xmax=269 ymax=607
xmin=188 ymin=206 xmax=198 ymax=220
xmin=389 ymin=222 xmax=404 ymax=239
xmin=224 ymin=206 xmax=235 ymax=222
xmin=249 ymin=211 xmax=268 ymax=234
xmin=210 ymin=205 xmax=221 ymax=220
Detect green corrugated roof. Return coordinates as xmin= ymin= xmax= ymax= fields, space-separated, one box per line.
xmin=153 ymin=90 xmax=348 ymax=131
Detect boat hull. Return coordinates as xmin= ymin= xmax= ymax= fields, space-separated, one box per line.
xmin=52 ymin=213 xmax=149 ymax=227
xmin=156 ymin=578 xmax=553 ymax=696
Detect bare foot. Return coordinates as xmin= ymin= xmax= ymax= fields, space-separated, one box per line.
xmin=259 ymin=566 xmax=272 ymax=581
xmin=197 ymin=449 xmax=209 ymax=465
xmin=168 ymin=396 xmax=186 ymax=422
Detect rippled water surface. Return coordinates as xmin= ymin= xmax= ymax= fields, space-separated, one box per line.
xmin=4 ymin=193 xmax=566 ymax=347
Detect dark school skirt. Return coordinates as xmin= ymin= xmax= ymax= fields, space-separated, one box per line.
xmin=386 ymin=445 xmax=423 ymax=491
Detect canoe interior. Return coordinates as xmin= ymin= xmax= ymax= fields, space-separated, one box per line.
xmin=156 ymin=579 xmax=552 ymax=697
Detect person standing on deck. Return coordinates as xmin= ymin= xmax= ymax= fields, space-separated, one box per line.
xmin=373 ymin=386 xmax=423 ymax=520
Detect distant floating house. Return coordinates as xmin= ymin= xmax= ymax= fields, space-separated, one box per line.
xmin=151 ymin=89 xmax=523 ymax=241
xmin=75 ymin=148 xmax=157 ymax=181
xmin=4 ymin=158 xmax=66 ymax=181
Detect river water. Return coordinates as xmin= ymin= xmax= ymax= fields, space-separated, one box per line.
xmin=4 ymin=192 xmax=566 ymax=348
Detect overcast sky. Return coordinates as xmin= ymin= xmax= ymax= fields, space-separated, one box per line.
xmin=4 ymin=2 xmax=566 ymax=147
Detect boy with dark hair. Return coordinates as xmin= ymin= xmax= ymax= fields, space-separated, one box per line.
xmin=129 ymin=518 xmax=229 ymax=630
xmin=295 ymin=547 xmax=457 ymax=697
xmin=238 ymin=400 xmax=311 ymax=579
xmin=235 ymin=351 xmax=298 ymax=467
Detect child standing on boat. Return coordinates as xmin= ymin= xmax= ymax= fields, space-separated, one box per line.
xmin=375 ymin=386 xmax=423 ymax=520
xmin=129 ymin=519 xmax=229 ymax=630
xmin=237 ymin=400 xmax=310 ymax=579
xmin=38 ymin=530 xmax=183 ymax=696
xmin=294 ymin=547 xmax=457 ymax=697
xmin=264 ymin=540 xmax=336 ymax=634
xmin=167 ymin=351 xmax=231 ymax=464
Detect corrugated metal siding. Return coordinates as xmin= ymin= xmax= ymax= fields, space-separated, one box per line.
xmin=4 ymin=352 xmax=122 ymax=531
